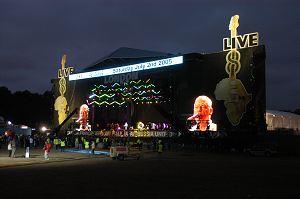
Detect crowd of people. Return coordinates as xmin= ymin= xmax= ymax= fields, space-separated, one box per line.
xmin=0 ymin=133 xmax=41 ymax=158
xmin=0 ymin=131 xmax=182 ymax=160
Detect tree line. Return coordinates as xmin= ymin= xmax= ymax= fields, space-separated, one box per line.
xmin=0 ymin=86 xmax=54 ymax=128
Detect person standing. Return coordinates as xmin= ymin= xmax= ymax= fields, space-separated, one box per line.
xmin=7 ymin=140 xmax=12 ymax=157
xmin=75 ymin=137 xmax=79 ymax=149
xmin=29 ymin=136 xmax=34 ymax=149
xmin=53 ymin=137 xmax=59 ymax=150
xmin=11 ymin=136 xmax=17 ymax=158
xmin=43 ymin=141 xmax=52 ymax=160
xmin=84 ymin=139 xmax=90 ymax=150
xmin=60 ymin=138 xmax=66 ymax=152
xmin=95 ymin=137 xmax=100 ymax=148
xmin=24 ymin=136 xmax=30 ymax=158
xmin=78 ymin=136 xmax=83 ymax=150
xmin=157 ymin=139 xmax=163 ymax=156
xmin=91 ymin=141 xmax=96 ymax=155
xmin=136 ymin=139 xmax=143 ymax=151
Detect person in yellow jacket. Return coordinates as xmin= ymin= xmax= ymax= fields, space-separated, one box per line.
xmin=53 ymin=138 xmax=59 ymax=150
xmin=95 ymin=137 xmax=100 ymax=148
xmin=136 ymin=139 xmax=143 ymax=151
xmin=60 ymin=139 xmax=66 ymax=152
xmin=84 ymin=140 xmax=90 ymax=150
xmin=157 ymin=140 xmax=163 ymax=154
xmin=103 ymin=137 xmax=108 ymax=149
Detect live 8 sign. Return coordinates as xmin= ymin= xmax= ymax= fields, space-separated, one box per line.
xmin=215 ymin=15 xmax=258 ymax=126
xmin=223 ymin=32 xmax=259 ymax=51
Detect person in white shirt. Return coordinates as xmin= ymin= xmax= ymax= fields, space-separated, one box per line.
xmin=187 ymin=95 xmax=217 ymax=131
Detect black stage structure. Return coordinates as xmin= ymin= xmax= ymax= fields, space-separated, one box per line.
xmin=52 ymin=46 xmax=266 ymax=137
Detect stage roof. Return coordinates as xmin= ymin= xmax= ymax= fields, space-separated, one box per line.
xmin=83 ymin=47 xmax=174 ymax=72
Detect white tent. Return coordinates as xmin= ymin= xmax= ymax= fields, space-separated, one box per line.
xmin=266 ymin=110 xmax=300 ymax=134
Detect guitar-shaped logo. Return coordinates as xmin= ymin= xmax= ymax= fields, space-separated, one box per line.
xmin=54 ymin=55 xmax=71 ymax=125
xmin=214 ymin=15 xmax=252 ymax=126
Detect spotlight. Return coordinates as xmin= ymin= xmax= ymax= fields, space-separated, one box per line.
xmin=40 ymin=126 xmax=48 ymax=132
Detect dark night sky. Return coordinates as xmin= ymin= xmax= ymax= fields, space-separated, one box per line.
xmin=0 ymin=0 xmax=299 ymax=111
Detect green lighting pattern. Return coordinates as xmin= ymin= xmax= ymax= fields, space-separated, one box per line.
xmin=87 ymin=79 xmax=166 ymax=107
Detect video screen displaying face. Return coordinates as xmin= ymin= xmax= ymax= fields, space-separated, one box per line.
xmin=173 ymin=46 xmax=265 ymax=132
xmin=186 ymin=95 xmax=217 ymax=132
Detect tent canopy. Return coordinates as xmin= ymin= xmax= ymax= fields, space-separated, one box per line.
xmin=266 ymin=110 xmax=300 ymax=133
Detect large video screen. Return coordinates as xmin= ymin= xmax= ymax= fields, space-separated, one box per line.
xmin=174 ymin=46 xmax=266 ymax=133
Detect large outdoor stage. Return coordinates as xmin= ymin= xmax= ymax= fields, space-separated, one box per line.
xmin=52 ymin=16 xmax=266 ymax=137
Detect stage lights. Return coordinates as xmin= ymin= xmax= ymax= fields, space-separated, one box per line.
xmin=87 ymin=78 xmax=164 ymax=107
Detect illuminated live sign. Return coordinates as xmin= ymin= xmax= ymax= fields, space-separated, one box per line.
xmin=223 ymin=32 xmax=259 ymax=51
xmin=58 ymin=67 xmax=74 ymax=78
xmin=57 ymin=54 xmax=74 ymax=78
xmin=69 ymin=56 xmax=183 ymax=81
